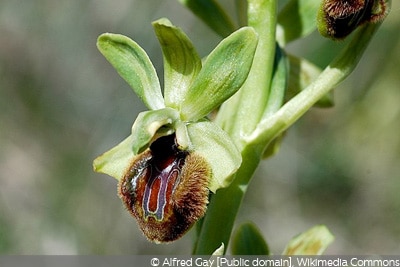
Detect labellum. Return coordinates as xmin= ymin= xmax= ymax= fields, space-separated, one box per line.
xmin=318 ymin=0 xmax=387 ymax=39
xmin=118 ymin=134 xmax=210 ymax=243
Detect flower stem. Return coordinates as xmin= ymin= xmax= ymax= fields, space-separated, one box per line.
xmin=193 ymin=144 xmax=263 ymax=255
xmin=194 ymin=0 xmax=278 ymax=255
xmin=194 ymin=16 xmax=383 ymax=256
xmin=247 ymin=22 xmax=383 ymax=147
xmin=216 ymin=0 xmax=277 ymax=148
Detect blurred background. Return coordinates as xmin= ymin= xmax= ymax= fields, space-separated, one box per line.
xmin=0 ymin=0 xmax=399 ymax=255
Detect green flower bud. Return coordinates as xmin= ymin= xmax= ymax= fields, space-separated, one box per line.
xmin=317 ymin=0 xmax=388 ymax=40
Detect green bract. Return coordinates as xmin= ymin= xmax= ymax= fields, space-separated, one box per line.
xmin=93 ymin=18 xmax=258 ymax=193
xmin=283 ymin=225 xmax=334 ymax=255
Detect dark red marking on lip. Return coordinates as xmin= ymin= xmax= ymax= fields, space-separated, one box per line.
xmin=142 ymin=138 xmax=186 ymax=221
xmin=118 ymin=134 xmax=210 ymax=243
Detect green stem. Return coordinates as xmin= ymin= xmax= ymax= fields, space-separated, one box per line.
xmin=247 ymin=22 xmax=383 ymax=147
xmin=193 ymin=144 xmax=263 ymax=255
xmin=194 ymin=0 xmax=278 ymax=255
xmin=193 ymin=0 xmax=385 ymax=256
xmin=194 ymin=19 xmax=382 ymax=256
xmin=216 ymin=0 xmax=277 ymax=148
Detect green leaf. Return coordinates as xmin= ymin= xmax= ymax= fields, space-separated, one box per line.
xmin=259 ymin=45 xmax=288 ymax=159
xmin=231 ymin=222 xmax=270 ymax=255
xmin=277 ymin=0 xmax=320 ymax=45
xmin=187 ymin=121 xmax=241 ymax=192
xmin=286 ymin=55 xmax=334 ymax=107
xmin=152 ymin=18 xmax=202 ymax=110
xmin=177 ymin=0 xmax=236 ymax=37
xmin=131 ymin=108 xmax=180 ymax=154
xmin=262 ymin=44 xmax=288 ymax=119
xmin=97 ymin=33 xmax=164 ymax=110
xmin=283 ymin=225 xmax=335 ymax=255
xmin=93 ymin=135 xmax=136 ymax=181
xmin=180 ymin=27 xmax=258 ymax=122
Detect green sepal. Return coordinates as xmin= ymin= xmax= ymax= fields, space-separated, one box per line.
xmin=97 ymin=33 xmax=165 ymax=110
xmin=131 ymin=108 xmax=180 ymax=154
xmin=177 ymin=0 xmax=236 ymax=37
xmin=187 ymin=121 xmax=242 ymax=193
xmin=286 ymin=55 xmax=334 ymax=108
xmin=231 ymin=222 xmax=270 ymax=255
xmin=152 ymin=18 xmax=202 ymax=110
xmin=283 ymin=225 xmax=335 ymax=255
xmin=180 ymin=27 xmax=258 ymax=122
xmin=93 ymin=135 xmax=136 ymax=181
xmin=277 ymin=0 xmax=320 ymax=45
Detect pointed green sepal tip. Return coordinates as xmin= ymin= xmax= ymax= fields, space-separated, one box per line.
xmin=97 ymin=33 xmax=165 ymax=110
xmin=93 ymin=135 xmax=136 ymax=181
xmin=152 ymin=18 xmax=202 ymax=110
xmin=180 ymin=27 xmax=258 ymax=121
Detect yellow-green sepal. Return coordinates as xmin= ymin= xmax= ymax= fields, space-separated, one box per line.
xmin=97 ymin=33 xmax=165 ymax=110
xmin=152 ymin=18 xmax=202 ymax=111
xmin=187 ymin=121 xmax=242 ymax=193
xmin=180 ymin=27 xmax=258 ymax=122
xmin=93 ymin=135 xmax=136 ymax=181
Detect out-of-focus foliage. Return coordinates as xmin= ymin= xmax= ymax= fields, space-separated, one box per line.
xmin=0 ymin=0 xmax=399 ymax=254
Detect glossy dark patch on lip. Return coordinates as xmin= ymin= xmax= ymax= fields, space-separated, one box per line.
xmin=118 ymin=134 xmax=210 ymax=243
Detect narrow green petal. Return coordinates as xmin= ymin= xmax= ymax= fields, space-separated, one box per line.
xmin=180 ymin=27 xmax=258 ymax=122
xmin=93 ymin=135 xmax=136 ymax=181
xmin=131 ymin=108 xmax=180 ymax=154
xmin=97 ymin=33 xmax=164 ymax=110
xmin=177 ymin=0 xmax=236 ymax=37
xmin=152 ymin=18 xmax=202 ymax=110
xmin=283 ymin=225 xmax=335 ymax=255
xmin=277 ymin=0 xmax=320 ymax=45
xmin=187 ymin=121 xmax=242 ymax=193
